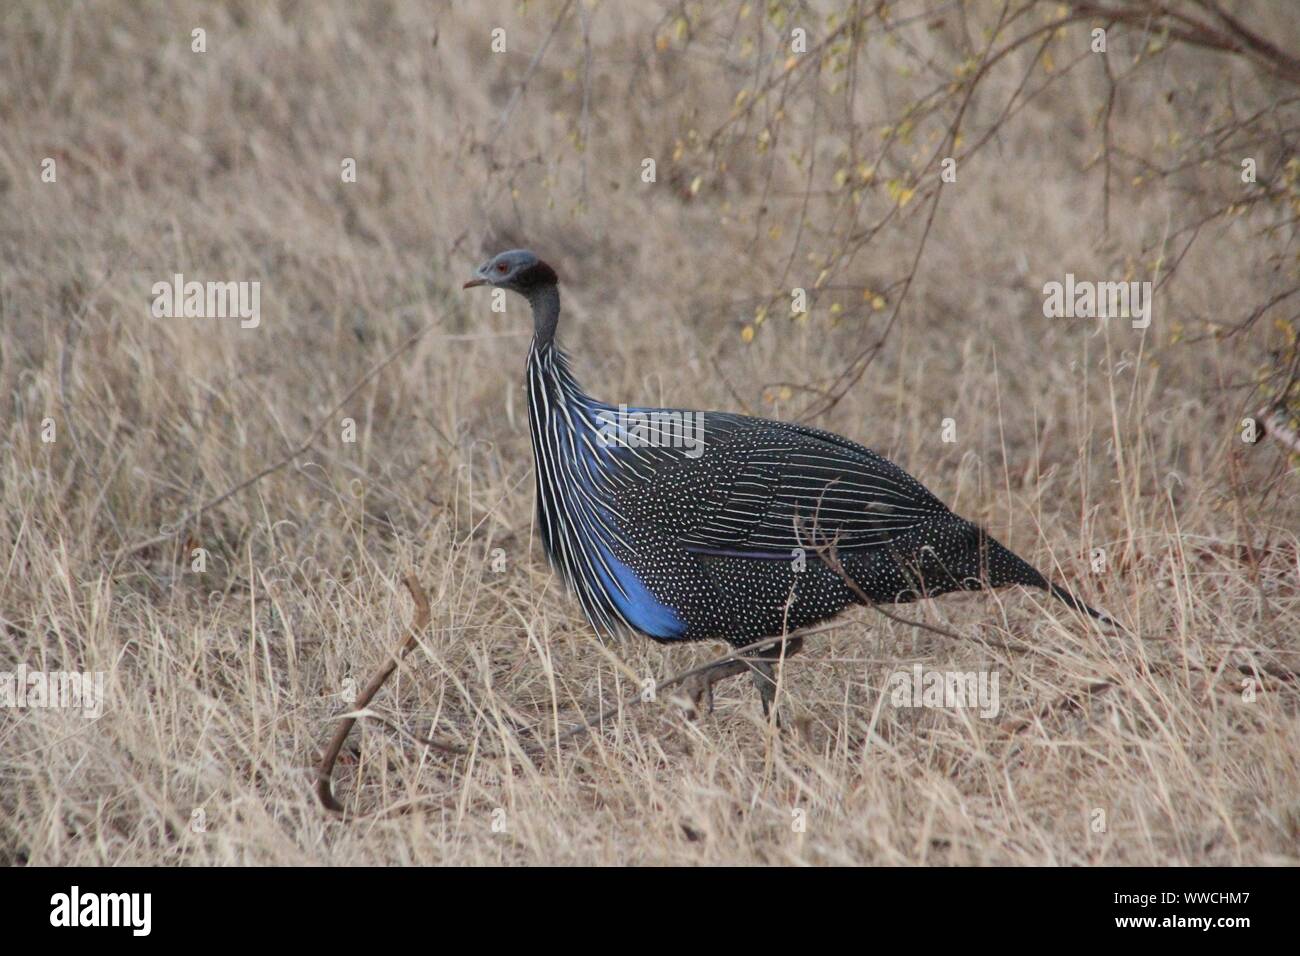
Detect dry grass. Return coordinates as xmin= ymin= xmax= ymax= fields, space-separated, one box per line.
xmin=2 ymin=0 xmax=1298 ymax=865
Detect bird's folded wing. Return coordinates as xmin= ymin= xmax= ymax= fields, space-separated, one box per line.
xmin=615 ymin=412 xmax=949 ymax=557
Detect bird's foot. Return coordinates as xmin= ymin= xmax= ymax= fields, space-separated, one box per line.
xmin=674 ymin=636 xmax=805 ymax=722
xmin=675 ymin=658 xmax=750 ymax=719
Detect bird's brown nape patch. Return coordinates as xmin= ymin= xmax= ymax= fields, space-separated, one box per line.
xmin=515 ymin=260 xmax=558 ymax=289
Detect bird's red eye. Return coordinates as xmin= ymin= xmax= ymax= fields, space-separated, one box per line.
xmin=497 ymin=263 xmax=508 ymax=272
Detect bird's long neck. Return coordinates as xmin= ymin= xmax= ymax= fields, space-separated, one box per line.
xmin=527 ymin=283 xmax=561 ymax=348
xmin=522 ymin=282 xmax=629 ymax=637
xmin=525 ymin=282 xmax=596 ymax=408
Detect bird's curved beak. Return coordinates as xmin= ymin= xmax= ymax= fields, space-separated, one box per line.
xmin=462 ymin=277 xmax=487 ymax=289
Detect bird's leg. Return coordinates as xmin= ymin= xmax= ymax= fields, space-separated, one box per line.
xmin=747 ymin=635 xmax=804 ymax=721
xmin=748 ymin=658 xmax=778 ymax=717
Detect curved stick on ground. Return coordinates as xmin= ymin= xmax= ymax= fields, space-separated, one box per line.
xmin=316 ymin=573 xmax=446 ymax=813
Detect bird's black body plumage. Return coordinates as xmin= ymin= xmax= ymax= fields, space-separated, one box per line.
xmin=466 ymin=249 xmax=1114 ymax=702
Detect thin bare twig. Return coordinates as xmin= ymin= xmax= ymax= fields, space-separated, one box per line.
xmin=487 ymin=0 xmax=576 ymax=148
xmin=112 ymin=324 xmax=431 ymax=564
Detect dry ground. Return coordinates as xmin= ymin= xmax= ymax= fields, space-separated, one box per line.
xmin=2 ymin=0 xmax=1299 ymax=865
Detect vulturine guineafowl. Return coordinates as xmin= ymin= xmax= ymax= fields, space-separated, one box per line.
xmin=464 ymin=249 xmax=1119 ymax=718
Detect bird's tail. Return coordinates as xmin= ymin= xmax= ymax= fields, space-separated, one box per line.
xmin=984 ymin=536 xmax=1123 ymax=630
xmin=1043 ymin=580 xmax=1123 ymax=629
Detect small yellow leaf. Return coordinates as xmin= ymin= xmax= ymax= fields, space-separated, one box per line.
xmin=886 ymin=179 xmax=915 ymax=206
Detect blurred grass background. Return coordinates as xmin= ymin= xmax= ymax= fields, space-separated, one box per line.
xmin=1 ymin=0 xmax=1298 ymax=864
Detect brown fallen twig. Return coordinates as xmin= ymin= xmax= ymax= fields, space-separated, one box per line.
xmin=315 ymin=573 xmax=450 ymax=813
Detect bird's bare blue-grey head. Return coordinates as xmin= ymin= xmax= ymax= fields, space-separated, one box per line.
xmin=463 ymin=249 xmax=561 ymax=342
xmin=463 ymin=249 xmax=558 ymax=294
